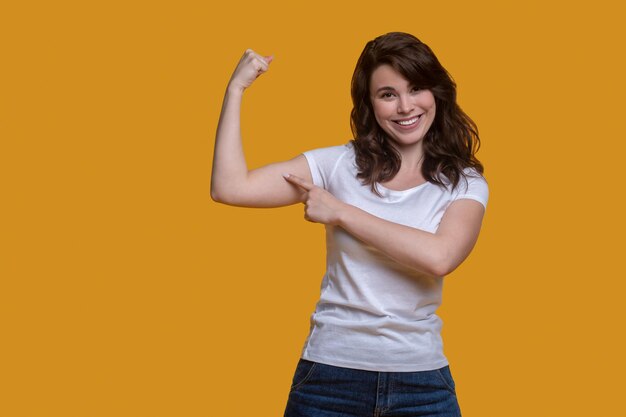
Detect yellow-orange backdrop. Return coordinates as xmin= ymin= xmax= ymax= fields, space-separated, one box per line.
xmin=2 ymin=0 xmax=625 ymax=416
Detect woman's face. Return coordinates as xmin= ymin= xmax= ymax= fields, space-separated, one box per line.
xmin=369 ymin=64 xmax=436 ymax=151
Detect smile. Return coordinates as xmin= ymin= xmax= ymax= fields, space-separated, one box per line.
xmin=393 ymin=114 xmax=422 ymax=128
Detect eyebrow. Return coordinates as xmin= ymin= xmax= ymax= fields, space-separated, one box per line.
xmin=374 ymin=86 xmax=396 ymax=94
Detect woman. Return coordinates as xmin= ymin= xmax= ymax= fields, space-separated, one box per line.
xmin=212 ymin=32 xmax=488 ymax=417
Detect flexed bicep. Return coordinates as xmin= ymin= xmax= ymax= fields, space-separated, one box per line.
xmin=213 ymin=154 xmax=314 ymax=208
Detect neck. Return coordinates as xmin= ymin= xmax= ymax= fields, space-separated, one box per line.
xmin=395 ymin=143 xmax=425 ymax=173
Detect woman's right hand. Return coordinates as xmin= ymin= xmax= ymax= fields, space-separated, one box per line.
xmin=227 ymin=49 xmax=273 ymax=93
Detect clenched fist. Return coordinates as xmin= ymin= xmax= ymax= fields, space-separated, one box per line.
xmin=228 ymin=49 xmax=273 ymax=93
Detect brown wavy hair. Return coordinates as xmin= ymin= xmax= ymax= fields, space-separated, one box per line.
xmin=350 ymin=32 xmax=484 ymax=195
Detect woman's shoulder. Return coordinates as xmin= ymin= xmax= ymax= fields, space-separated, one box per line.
xmin=438 ymin=166 xmax=486 ymax=182
xmin=302 ymin=141 xmax=354 ymax=188
xmin=447 ymin=167 xmax=489 ymax=208
xmin=462 ymin=167 xmax=487 ymax=182
xmin=433 ymin=167 xmax=488 ymax=197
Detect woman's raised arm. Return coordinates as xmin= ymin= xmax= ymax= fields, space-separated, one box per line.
xmin=210 ymin=49 xmax=313 ymax=208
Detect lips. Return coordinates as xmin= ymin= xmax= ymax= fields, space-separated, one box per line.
xmin=393 ymin=114 xmax=423 ymax=129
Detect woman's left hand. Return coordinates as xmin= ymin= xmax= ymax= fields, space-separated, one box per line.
xmin=283 ymin=174 xmax=347 ymax=226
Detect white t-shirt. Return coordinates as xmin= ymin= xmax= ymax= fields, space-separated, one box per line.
xmin=300 ymin=142 xmax=489 ymax=372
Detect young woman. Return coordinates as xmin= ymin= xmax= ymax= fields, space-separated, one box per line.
xmin=212 ymin=32 xmax=488 ymax=417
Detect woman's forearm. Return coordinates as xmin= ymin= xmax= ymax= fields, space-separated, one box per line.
xmin=337 ymin=204 xmax=447 ymax=277
xmin=210 ymin=85 xmax=248 ymax=202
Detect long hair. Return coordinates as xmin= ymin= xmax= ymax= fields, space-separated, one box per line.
xmin=350 ymin=32 xmax=484 ymax=195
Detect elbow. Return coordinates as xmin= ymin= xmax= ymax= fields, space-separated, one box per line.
xmin=429 ymin=261 xmax=455 ymax=278
xmin=407 ymin=258 xmax=448 ymax=278
xmin=211 ymin=174 xmax=248 ymax=205
xmin=210 ymin=187 xmax=223 ymax=203
xmin=210 ymin=185 xmax=231 ymax=205
xmin=210 ymin=182 xmax=222 ymax=203
xmin=210 ymin=188 xmax=222 ymax=203
xmin=420 ymin=262 xmax=448 ymax=278
xmin=211 ymin=190 xmax=235 ymax=205
xmin=210 ymin=174 xmax=233 ymax=204
xmin=421 ymin=250 xmax=456 ymax=278
xmin=211 ymin=184 xmax=244 ymax=206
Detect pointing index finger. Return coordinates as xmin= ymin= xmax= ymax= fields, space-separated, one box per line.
xmin=282 ymin=173 xmax=314 ymax=191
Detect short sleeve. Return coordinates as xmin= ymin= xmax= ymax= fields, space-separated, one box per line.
xmin=302 ymin=143 xmax=351 ymax=190
xmin=451 ymin=169 xmax=489 ymax=209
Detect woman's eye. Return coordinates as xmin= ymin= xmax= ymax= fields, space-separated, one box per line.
xmin=381 ymin=92 xmax=395 ymax=98
xmin=411 ymin=87 xmax=422 ymax=93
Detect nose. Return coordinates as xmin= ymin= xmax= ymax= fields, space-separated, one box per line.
xmin=397 ymin=94 xmax=414 ymax=114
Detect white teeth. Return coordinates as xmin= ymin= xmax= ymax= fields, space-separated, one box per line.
xmin=397 ymin=116 xmax=419 ymax=126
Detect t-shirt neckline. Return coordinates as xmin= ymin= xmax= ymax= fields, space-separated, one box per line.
xmin=375 ymin=180 xmax=430 ymax=197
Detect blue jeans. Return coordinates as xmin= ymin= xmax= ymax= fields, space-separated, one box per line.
xmin=284 ymin=359 xmax=461 ymax=417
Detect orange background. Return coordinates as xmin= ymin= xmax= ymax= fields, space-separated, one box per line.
xmin=2 ymin=0 xmax=625 ymax=416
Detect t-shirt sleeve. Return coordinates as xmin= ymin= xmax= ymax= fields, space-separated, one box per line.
xmin=451 ymin=169 xmax=489 ymax=210
xmin=302 ymin=144 xmax=350 ymax=190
